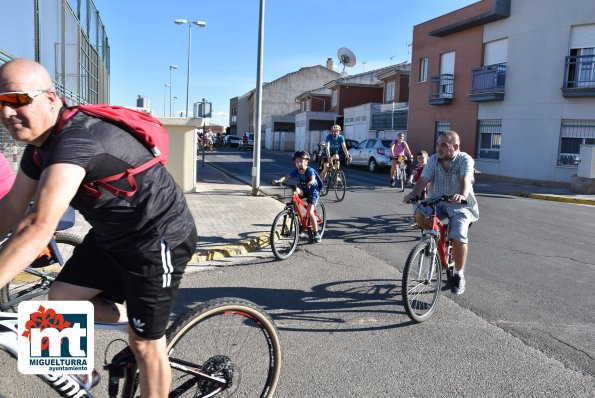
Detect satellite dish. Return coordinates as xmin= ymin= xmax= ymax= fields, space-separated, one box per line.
xmin=337 ymin=47 xmax=356 ymax=72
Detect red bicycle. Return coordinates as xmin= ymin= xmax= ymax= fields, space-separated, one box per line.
xmin=270 ymin=182 xmax=326 ymax=260
xmin=402 ymin=195 xmax=467 ymax=322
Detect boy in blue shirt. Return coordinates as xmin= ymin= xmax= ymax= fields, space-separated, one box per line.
xmin=272 ymin=150 xmax=323 ymax=242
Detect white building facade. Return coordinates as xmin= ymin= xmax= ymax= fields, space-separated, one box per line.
xmin=475 ymin=0 xmax=595 ymax=183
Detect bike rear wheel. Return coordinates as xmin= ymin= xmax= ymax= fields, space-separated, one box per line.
xmin=402 ymin=240 xmax=442 ymax=323
xmin=0 ymin=232 xmax=82 ymax=312
xmin=333 ymin=170 xmax=346 ymax=202
xmin=270 ymin=209 xmax=299 ymax=260
xmin=166 ymin=297 xmax=282 ymax=398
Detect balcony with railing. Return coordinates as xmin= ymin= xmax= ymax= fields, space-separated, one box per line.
xmin=468 ymin=63 xmax=506 ymax=102
xmin=429 ymin=74 xmax=454 ymax=105
xmin=562 ymin=55 xmax=595 ymax=97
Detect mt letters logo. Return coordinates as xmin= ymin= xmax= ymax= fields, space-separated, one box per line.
xmin=18 ymin=301 xmax=94 ymax=374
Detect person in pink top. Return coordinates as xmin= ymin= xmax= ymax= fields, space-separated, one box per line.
xmin=389 ymin=133 xmax=412 ymax=186
xmin=0 ymin=152 xmax=16 ymax=198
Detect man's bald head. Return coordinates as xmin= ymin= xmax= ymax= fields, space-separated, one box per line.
xmin=0 ymin=58 xmax=55 ymax=93
xmin=0 ymin=59 xmax=62 ymax=145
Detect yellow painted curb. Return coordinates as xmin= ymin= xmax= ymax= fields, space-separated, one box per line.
xmin=525 ymin=193 xmax=595 ymax=205
xmin=190 ymin=233 xmax=272 ymax=263
xmin=511 ymin=192 xmax=595 ymax=206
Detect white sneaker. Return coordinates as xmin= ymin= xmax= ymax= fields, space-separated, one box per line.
xmin=451 ymin=274 xmax=465 ymax=295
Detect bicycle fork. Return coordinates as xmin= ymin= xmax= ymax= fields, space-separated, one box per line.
xmin=419 ymin=235 xmax=439 ymax=282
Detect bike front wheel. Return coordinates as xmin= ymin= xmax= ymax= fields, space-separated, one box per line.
xmin=402 ymin=240 xmax=442 ymax=323
xmin=0 ymin=232 xmax=82 ymax=312
xmin=320 ymin=173 xmax=331 ymax=197
xmin=314 ymin=201 xmax=327 ymax=238
xmin=270 ymin=209 xmax=299 ymax=260
xmin=166 ymin=298 xmax=282 ymax=398
xmin=398 ymin=168 xmax=406 ymax=192
xmin=333 ymin=170 xmax=346 ymax=202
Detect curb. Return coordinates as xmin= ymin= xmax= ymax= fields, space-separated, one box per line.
xmin=511 ymin=192 xmax=595 ymax=206
xmin=190 ymin=232 xmax=272 ymax=264
xmin=191 ymin=163 xmax=283 ymax=263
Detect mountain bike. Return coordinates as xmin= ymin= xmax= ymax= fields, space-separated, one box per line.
xmin=0 ymin=207 xmax=82 ymax=312
xmin=401 ymin=195 xmax=467 ymax=323
xmin=320 ymin=156 xmax=347 ymax=202
xmin=390 ymin=155 xmax=407 ymax=192
xmin=0 ymin=297 xmax=282 ymax=397
xmin=270 ymin=182 xmax=327 ymax=260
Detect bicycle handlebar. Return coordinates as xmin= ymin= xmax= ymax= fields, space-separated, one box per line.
xmin=272 ymin=181 xmax=302 ymax=191
xmin=406 ymin=194 xmax=468 ymax=206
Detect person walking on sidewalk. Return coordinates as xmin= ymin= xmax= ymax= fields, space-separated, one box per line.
xmin=272 ymin=150 xmax=323 ymax=242
xmin=404 ymin=131 xmax=479 ymax=295
xmin=0 ymin=58 xmax=197 ymax=397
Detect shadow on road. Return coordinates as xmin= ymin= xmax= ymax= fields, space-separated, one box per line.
xmin=173 ymin=278 xmax=432 ymax=333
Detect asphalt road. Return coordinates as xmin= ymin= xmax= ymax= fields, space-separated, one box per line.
xmin=1 ymin=147 xmax=592 ymax=397
xmin=203 ymin=148 xmax=595 ymax=379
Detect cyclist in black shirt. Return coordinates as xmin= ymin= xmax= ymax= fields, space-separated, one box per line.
xmin=0 ymin=59 xmax=196 ymax=397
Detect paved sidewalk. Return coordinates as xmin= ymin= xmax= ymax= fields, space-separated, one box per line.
xmin=188 ymin=165 xmax=284 ymax=263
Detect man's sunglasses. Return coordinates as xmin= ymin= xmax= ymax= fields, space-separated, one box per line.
xmin=0 ymin=89 xmax=51 ymax=110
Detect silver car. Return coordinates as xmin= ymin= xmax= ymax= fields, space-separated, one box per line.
xmin=348 ymin=138 xmax=392 ymax=173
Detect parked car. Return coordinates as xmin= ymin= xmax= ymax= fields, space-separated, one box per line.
xmin=311 ymin=138 xmax=359 ymax=162
xmin=348 ymin=138 xmax=393 ymax=172
xmin=224 ymin=135 xmax=242 ymax=148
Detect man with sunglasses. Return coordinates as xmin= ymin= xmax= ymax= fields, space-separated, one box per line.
xmin=0 ymin=59 xmax=197 ymax=397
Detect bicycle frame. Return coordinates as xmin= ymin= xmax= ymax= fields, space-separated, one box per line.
xmin=286 ymin=190 xmax=314 ymax=231
xmin=415 ymin=197 xmax=456 ymax=282
xmin=422 ymin=210 xmax=450 ymax=270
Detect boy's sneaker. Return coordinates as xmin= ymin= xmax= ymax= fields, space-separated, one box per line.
xmin=313 ymin=232 xmax=321 ymax=243
xmin=72 ymin=370 xmax=101 ymax=390
xmin=390 ymin=177 xmax=396 ymax=187
xmin=451 ymin=273 xmax=465 ymax=295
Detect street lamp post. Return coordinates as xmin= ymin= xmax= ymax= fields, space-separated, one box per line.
xmin=169 ymin=64 xmax=178 ymax=117
xmin=163 ymin=83 xmax=170 ymax=116
xmin=173 ymin=96 xmax=178 ymax=117
xmin=174 ymin=19 xmax=206 ymax=118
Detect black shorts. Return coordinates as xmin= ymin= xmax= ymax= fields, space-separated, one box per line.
xmin=55 ymin=226 xmax=197 ymax=339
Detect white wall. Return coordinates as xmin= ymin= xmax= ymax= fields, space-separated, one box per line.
xmin=476 ymin=0 xmax=595 ymax=183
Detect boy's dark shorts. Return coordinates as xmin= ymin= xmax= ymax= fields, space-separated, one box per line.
xmin=55 ymin=226 xmax=197 ymax=339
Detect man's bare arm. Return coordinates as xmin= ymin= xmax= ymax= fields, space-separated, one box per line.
xmin=0 ymin=163 xmax=85 ymax=288
xmin=0 ymin=170 xmax=38 ymax=236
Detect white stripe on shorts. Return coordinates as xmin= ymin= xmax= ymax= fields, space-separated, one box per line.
xmin=161 ymin=240 xmax=173 ymax=287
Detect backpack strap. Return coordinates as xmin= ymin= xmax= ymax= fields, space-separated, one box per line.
xmin=82 ymin=157 xmax=161 ymax=198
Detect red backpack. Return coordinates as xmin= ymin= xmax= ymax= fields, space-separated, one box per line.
xmin=40 ymin=104 xmax=169 ymax=198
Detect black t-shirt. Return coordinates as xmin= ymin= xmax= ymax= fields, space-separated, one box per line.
xmin=21 ymin=109 xmax=195 ymax=252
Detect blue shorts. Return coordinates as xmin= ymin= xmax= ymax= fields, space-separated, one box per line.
xmin=416 ymin=204 xmax=473 ymax=244
xmin=303 ymin=190 xmax=319 ymax=207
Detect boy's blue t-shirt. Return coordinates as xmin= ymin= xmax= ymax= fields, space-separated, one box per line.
xmin=288 ymin=166 xmax=321 ymax=194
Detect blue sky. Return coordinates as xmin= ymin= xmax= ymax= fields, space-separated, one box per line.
xmin=93 ymin=0 xmax=477 ymax=125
